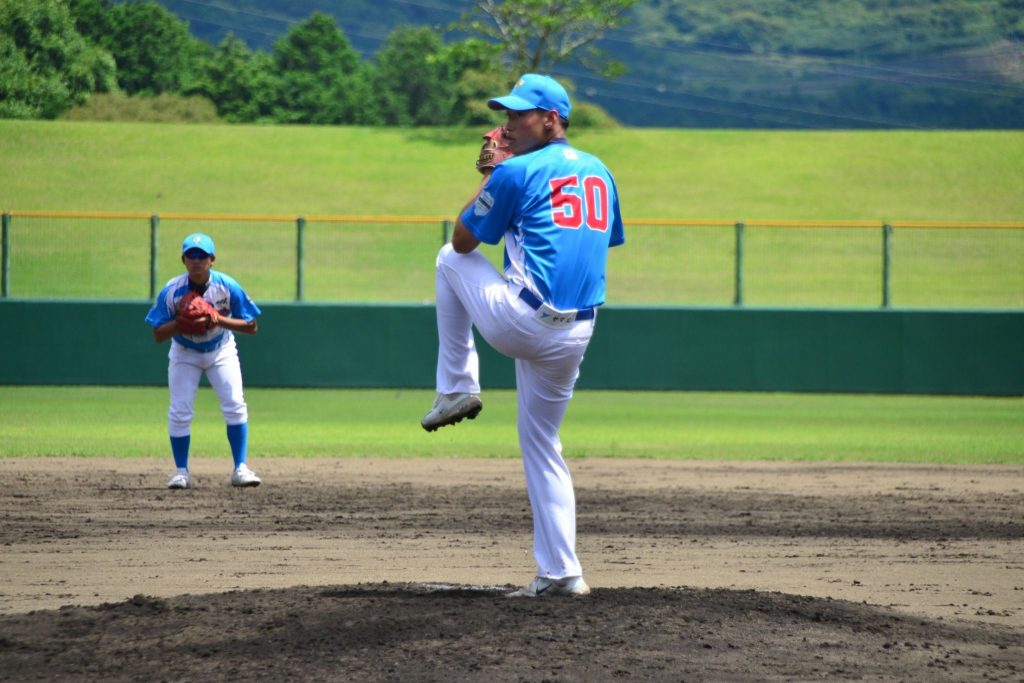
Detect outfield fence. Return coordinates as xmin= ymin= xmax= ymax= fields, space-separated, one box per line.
xmin=2 ymin=211 xmax=1022 ymax=308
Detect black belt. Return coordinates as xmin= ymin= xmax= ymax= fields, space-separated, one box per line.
xmin=518 ymin=288 xmax=595 ymax=321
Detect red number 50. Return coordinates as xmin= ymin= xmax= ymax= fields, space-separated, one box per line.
xmin=550 ymin=175 xmax=609 ymax=232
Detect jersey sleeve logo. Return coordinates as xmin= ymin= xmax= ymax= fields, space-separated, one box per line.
xmin=474 ymin=189 xmax=494 ymax=216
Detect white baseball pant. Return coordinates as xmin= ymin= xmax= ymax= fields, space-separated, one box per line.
xmin=167 ymin=336 xmax=248 ymax=437
xmin=434 ymin=243 xmax=595 ymax=580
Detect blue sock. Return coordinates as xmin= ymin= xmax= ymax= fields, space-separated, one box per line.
xmin=226 ymin=422 xmax=248 ymax=468
xmin=170 ymin=435 xmax=190 ymax=470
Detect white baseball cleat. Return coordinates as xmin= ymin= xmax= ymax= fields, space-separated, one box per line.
xmin=167 ymin=470 xmax=192 ymax=490
xmin=506 ymin=576 xmax=591 ymax=598
xmin=230 ymin=463 xmax=261 ymax=487
xmin=420 ymin=392 xmax=483 ymax=432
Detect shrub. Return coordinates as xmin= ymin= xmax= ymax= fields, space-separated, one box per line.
xmin=61 ymin=92 xmax=221 ymax=123
xmin=570 ymin=101 xmax=620 ymax=129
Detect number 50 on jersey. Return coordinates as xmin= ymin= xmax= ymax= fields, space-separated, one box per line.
xmin=550 ymin=175 xmax=611 ymax=232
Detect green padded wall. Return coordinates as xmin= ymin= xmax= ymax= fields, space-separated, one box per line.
xmin=0 ymin=301 xmax=1020 ymax=395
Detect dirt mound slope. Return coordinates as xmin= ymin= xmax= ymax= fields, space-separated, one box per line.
xmin=0 ymin=457 xmax=1021 ymax=681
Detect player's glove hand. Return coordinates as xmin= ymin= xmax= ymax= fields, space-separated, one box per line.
xmin=476 ymin=126 xmax=513 ymax=174
xmin=175 ymin=291 xmax=220 ymax=335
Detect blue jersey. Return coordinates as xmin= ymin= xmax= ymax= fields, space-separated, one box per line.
xmin=461 ymin=138 xmax=625 ymax=311
xmin=145 ymin=270 xmax=261 ymax=352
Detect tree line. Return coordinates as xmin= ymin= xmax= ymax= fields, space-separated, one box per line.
xmin=5 ymin=0 xmax=1019 ymax=128
xmin=0 ymin=0 xmax=628 ymax=126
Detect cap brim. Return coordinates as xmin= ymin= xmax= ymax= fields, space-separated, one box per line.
xmin=488 ymin=95 xmax=538 ymax=112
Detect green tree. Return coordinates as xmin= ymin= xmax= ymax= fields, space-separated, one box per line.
xmin=441 ymin=38 xmax=507 ymax=125
xmin=270 ymin=12 xmax=373 ymax=124
xmin=998 ymin=0 xmax=1024 ymax=38
xmin=67 ymin=0 xmax=112 ymax=43
xmin=373 ymin=26 xmax=459 ymax=125
xmin=102 ymin=1 xmax=204 ymax=95
xmin=698 ymin=11 xmax=786 ymax=53
xmin=200 ymin=34 xmax=278 ymax=122
xmin=0 ymin=0 xmax=116 ymax=119
xmin=461 ymin=0 xmax=643 ymax=76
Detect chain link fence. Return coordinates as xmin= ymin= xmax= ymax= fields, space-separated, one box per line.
xmin=3 ymin=212 xmax=1022 ymax=308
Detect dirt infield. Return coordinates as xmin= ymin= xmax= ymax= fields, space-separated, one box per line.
xmin=1 ymin=457 xmax=1021 ymax=681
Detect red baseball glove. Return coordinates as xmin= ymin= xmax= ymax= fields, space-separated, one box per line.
xmin=476 ymin=126 xmax=513 ymax=174
xmin=176 ymin=291 xmax=220 ymax=335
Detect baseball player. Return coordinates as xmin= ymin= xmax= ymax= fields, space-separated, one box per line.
xmin=421 ymin=74 xmax=625 ymax=598
xmin=145 ymin=233 xmax=263 ymax=489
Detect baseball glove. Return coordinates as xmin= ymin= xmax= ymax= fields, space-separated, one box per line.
xmin=176 ymin=291 xmax=220 ymax=335
xmin=476 ymin=126 xmax=513 ymax=174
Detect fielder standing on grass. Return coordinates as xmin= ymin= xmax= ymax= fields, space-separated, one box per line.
xmin=421 ymin=74 xmax=625 ymax=598
xmin=145 ymin=233 xmax=262 ymax=489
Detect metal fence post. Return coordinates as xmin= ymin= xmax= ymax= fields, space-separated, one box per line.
xmin=296 ymin=216 xmax=305 ymax=302
xmin=733 ymin=221 xmax=745 ymax=306
xmin=882 ymin=223 xmax=892 ymax=308
xmin=149 ymin=214 xmax=159 ymax=300
xmin=442 ymin=219 xmax=452 ymax=244
xmin=2 ymin=213 xmax=10 ymax=298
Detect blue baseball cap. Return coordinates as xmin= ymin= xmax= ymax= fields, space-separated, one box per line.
xmin=488 ymin=74 xmax=572 ymax=121
xmin=182 ymin=233 xmax=215 ymax=256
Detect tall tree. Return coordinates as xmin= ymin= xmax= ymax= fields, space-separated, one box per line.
xmin=199 ymin=34 xmax=278 ymax=122
xmin=270 ymin=12 xmax=373 ymax=124
xmin=440 ymin=38 xmax=507 ymax=125
xmin=998 ymin=0 xmax=1024 ymax=38
xmin=0 ymin=0 xmax=116 ymax=118
xmin=462 ymin=0 xmax=642 ymax=76
xmin=102 ymin=0 xmax=204 ymax=95
xmin=373 ymin=26 xmax=458 ymax=126
xmin=67 ymin=0 xmax=113 ymax=43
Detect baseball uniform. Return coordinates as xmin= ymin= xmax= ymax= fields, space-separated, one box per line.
xmin=145 ymin=234 xmax=262 ymax=488
xmin=427 ymin=75 xmax=624 ymax=594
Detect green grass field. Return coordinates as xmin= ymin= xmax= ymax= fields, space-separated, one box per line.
xmin=2 ymin=121 xmax=1022 ymax=306
xmin=4 ymin=121 xmax=1024 ymax=219
xmin=2 ymin=123 xmax=1021 ymax=465
xmin=1 ymin=387 xmax=1020 ymax=464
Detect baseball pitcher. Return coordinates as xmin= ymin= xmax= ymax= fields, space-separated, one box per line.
xmin=421 ymin=74 xmax=625 ymax=598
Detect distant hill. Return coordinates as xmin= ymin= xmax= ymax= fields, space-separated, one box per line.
xmin=158 ymin=0 xmax=465 ymax=55
xmin=157 ymin=0 xmax=1024 ymax=128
